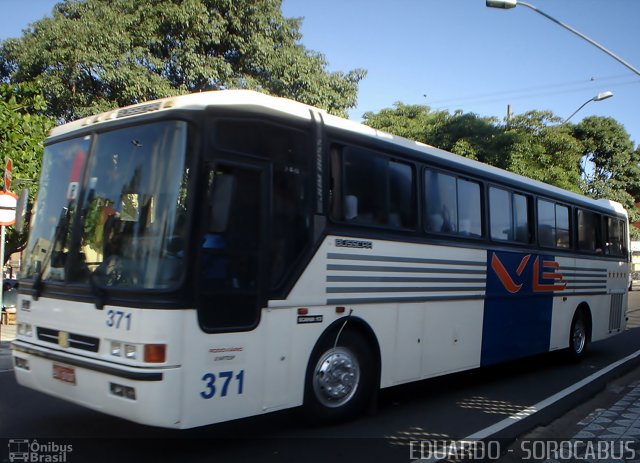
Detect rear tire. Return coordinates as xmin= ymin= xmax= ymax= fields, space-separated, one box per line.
xmin=567 ymin=310 xmax=589 ymax=361
xmin=303 ymin=330 xmax=376 ymax=423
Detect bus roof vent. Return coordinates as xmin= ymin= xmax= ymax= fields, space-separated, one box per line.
xmin=117 ymin=101 xmax=163 ymax=119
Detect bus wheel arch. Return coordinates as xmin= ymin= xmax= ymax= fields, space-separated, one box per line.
xmin=303 ymin=316 xmax=380 ymax=423
xmin=568 ymin=303 xmax=592 ymax=361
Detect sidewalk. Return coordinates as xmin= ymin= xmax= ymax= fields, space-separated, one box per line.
xmin=0 ymin=322 xmax=16 ymax=371
xmin=501 ymin=365 xmax=640 ymax=462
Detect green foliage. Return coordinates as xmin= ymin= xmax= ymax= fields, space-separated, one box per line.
xmin=573 ymin=116 xmax=640 ymax=235
xmin=0 ymin=82 xmax=55 ymax=262
xmin=504 ymin=111 xmax=583 ymax=193
xmin=0 ymin=0 xmax=365 ymax=120
xmin=362 ymin=103 xmax=501 ymax=162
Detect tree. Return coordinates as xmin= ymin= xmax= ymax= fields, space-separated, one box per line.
xmin=501 ymin=111 xmax=583 ymax=193
xmin=0 ymin=82 xmax=55 ymax=263
xmin=0 ymin=0 xmax=365 ymax=121
xmin=573 ymin=116 xmax=640 ymax=232
xmin=362 ymin=103 xmax=501 ymax=162
xmin=363 ymin=105 xmax=583 ymax=192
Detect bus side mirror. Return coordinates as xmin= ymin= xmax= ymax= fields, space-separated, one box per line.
xmin=15 ymin=188 xmax=30 ymax=233
xmin=208 ymin=174 xmax=235 ymax=233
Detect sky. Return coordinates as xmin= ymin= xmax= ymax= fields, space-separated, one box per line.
xmin=1 ymin=0 xmax=639 ymax=148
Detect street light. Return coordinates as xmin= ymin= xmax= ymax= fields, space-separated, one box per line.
xmin=563 ymin=91 xmax=613 ymax=123
xmin=486 ymin=1 xmax=640 ymax=78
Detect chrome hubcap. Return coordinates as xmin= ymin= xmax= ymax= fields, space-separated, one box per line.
xmin=312 ymin=347 xmax=360 ymax=408
xmin=573 ymin=319 xmax=586 ymax=354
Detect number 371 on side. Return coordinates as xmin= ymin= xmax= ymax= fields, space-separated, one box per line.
xmin=200 ymin=370 xmax=245 ymax=399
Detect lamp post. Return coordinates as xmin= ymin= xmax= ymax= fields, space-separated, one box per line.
xmin=563 ymin=91 xmax=614 ymax=123
xmin=486 ymin=1 xmax=640 ymax=78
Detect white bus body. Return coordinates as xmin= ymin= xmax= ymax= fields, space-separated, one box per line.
xmin=12 ymin=91 xmax=629 ymax=428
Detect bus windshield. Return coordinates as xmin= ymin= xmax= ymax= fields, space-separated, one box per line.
xmin=24 ymin=120 xmax=189 ymax=290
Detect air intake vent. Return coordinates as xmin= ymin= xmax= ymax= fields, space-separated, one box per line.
xmin=609 ymin=293 xmax=624 ymax=332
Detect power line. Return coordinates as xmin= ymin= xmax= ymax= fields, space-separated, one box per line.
xmin=427 ymin=74 xmax=639 ymax=109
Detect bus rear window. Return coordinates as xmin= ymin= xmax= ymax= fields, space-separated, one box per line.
xmin=605 ymin=217 xmax=626 ymax=257
xmin=577 ymin=209 xmax=602 ymax=252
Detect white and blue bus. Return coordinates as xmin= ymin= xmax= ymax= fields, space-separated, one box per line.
xmin=12 ymin=90 xmax=629 ymax=428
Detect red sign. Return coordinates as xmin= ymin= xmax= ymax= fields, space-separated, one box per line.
xmin=4 ymin=158 xmax=12 ymax=192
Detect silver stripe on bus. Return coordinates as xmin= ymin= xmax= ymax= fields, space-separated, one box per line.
xmin=561 ymin=267 xmax=608 ymax=273
xmin=327 ymin=252 xmax=486 ymax=267
xmin=564 ymin=285 xmax=608 ymax=290
xmin=327 ymin=276 xmax=486 ymax=283
xmin=568 ymin=291 xmax=609 ymax=297
xmin=327 ymin=264 xmax=486 ymax=274
xmin=327 ymin=286 xmax=487 ymax=294
xmin=327 ymin=294 xmax=485 ymax=305
xmin=561 ymin=279 xmax=608 ymax=284
xmin=562 ymin=272 xmax=608 ymax=278
xmin=327 ymin=290 xmax=610 ymax=305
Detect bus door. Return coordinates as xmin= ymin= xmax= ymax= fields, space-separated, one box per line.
xmin=195 ymin=160 xmax=269 ymax=332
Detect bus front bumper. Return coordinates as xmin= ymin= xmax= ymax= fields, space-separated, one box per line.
xmin=11 ymin=341 xmax=184 ymax=429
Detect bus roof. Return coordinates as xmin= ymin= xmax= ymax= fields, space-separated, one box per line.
xmin=49 ymin=90 xmax=626 ymax=217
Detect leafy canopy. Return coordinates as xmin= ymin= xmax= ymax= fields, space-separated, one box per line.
xmin=0 ymin=0 xmax=366 ymax=120
xmin=574 ymin=116 xmax=640 ymax=226
xmin=0 ymin=82 xmax=55 ymax=261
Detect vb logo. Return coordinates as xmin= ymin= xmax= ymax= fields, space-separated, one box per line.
xmin=490 ymin=252 xmax=567 ymax=294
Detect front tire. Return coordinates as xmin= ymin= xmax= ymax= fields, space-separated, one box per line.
xmin=568 ymin=310 xmax=589 ymax=361
xmin=304 ymin=330 xmax=376 ymax=423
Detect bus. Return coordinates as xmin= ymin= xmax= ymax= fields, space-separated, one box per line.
xmin=12 ymin=90 xmax=629 ymax=428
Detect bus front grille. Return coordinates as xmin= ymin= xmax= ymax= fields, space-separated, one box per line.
xmin=37 ymin=327 xmax=100 ymax=353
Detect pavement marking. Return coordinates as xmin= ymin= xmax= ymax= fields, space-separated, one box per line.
xmin=410 ymin=347 xmax=640 ymax=463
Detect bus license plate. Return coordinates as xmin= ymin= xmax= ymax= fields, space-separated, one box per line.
xmin=52 ymin=364 xmax=76 ymax=385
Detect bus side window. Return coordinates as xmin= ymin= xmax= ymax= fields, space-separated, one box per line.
xmin=333 ymin=146 xmax=415 ymax=229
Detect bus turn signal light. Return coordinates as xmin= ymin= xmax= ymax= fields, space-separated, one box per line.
xmin=144 ymin=344 xmax=166 ymax=363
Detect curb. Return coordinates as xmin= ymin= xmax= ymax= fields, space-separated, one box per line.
xmin=487 ymin=350 xmax=640 ymax=441
xmin=411 ymin=349 xmax=640 ymax=462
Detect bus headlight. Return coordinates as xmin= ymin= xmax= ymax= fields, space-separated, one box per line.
xmin=110 ymin=341 xmax=122 ymax=357
xmin=124 ymin=344 xmax=137 ymax=360
xmin=109 ymin=340 xmax=165 ymax=363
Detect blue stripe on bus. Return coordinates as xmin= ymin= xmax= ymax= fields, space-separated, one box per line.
xmin=480 ymin=250 xmax=555 ymax=366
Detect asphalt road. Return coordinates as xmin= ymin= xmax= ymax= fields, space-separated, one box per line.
xmin=2 ymin=293 xmax=640 ymax=462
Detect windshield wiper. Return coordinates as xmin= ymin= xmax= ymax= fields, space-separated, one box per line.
xmin=87 ymin=273 xmax=107 ymax=310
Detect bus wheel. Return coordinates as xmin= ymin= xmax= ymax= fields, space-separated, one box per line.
xmin=304 ymin=330 xmax=375 ymax=423
xmin=568 ymin=310 xmax=589 ymax=361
